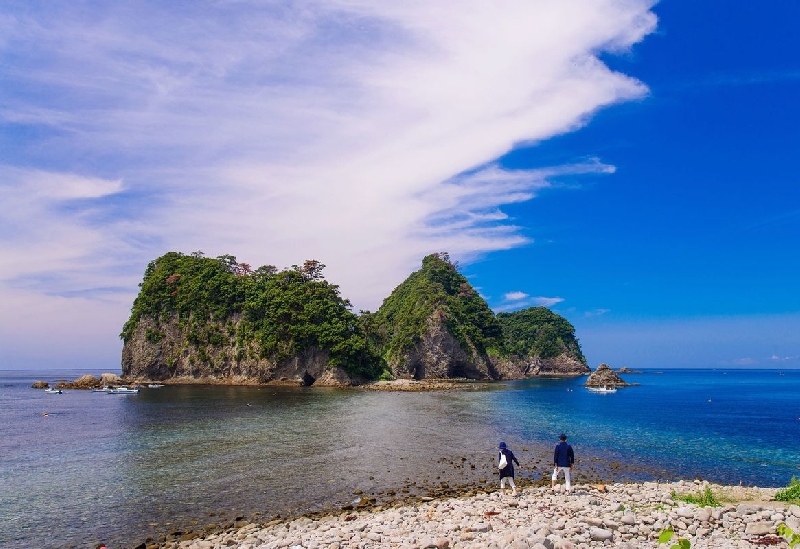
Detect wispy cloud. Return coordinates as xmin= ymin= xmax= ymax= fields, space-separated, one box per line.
xmin=0 ymin=1 xmax=657 ymax=366
xmin=771 ymin=354 xmax=798 ymax=362
xmin=494 ymin=292 xmax=564 ymax=312
xmin=533 ymin=296 xmax=565 ymax=307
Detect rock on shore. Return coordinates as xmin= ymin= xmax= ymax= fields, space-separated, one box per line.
xmin=158 ymin=481 xmax=798 ymax=549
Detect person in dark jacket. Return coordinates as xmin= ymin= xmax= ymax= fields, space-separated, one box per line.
xmin=551 ymin=433 xmax=575 ymax=492
xmin=497 ymin=441 xmax=520 ymax=496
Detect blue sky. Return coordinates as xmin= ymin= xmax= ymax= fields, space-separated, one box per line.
xmin=1 ymin=1 xmax=798 ymax=371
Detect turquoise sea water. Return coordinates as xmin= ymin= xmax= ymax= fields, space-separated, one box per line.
xmin=1 ymin=368 xmax=799 ymax=549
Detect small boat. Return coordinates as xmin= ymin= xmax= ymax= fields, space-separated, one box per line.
xmin=92 ymin=386 xmax=112 ymax=393
xmin=587 ymin=385 xmax=617 ymax=393
xmin=108 ymin=386 xmax=139 ymax=394
xmin=147 ymin=384 xmax=164 ymax=388
xmin=44 ymin=388 xmax=63 ymax=394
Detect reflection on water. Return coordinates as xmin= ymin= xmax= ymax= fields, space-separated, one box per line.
xmin=1 ymin=369 xmax=799 ymax=549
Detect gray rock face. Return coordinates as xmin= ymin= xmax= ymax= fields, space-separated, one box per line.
xmin=391 ymin=314 xmax=494 ymax=380
xmin=523 ymin=354 xmax=590 ymax=376
xmin=121 ymin=315 xmax=354 ymax=386
xmin=390 ymin=315 xmax=589 ymax=381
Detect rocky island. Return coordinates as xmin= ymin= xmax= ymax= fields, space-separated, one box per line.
xmin=120 ymin=252 xmax=589 ymax=386
xmin=585 ymin=363 xmax=630 ymax=388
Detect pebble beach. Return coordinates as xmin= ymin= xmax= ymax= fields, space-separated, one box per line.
xmin=149 ymin=481 xmax=799 ymax=549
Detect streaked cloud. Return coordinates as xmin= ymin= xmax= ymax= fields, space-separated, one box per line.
xmin=0 ymin=1 xmax=657 ymax=367
xmin=494 ymin=293 xmax=564 ymax=312
xmin=585 ymin=308 xmax=611 ymax=317
xmin=533 ymin=296 xmax=565 ymax=307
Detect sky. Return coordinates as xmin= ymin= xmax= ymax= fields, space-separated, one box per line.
xmin=1 ymin=1 xmax=798 ymax=371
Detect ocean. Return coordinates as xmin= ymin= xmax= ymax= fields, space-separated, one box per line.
xmin=1 ymin=368 xmax=798 ymax=549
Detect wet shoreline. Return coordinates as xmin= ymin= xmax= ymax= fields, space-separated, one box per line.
xmin=125 ymin=479 xmax=795 ymax=549
xmin=122 ymin=451 xmax=763 ymax=549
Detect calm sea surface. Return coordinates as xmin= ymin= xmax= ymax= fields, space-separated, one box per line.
xmin=1 ymin=368 xmax=799 ymax=549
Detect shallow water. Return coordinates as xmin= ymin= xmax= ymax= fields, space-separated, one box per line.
xmin=1 ymin=368 xmax=798 ymax=549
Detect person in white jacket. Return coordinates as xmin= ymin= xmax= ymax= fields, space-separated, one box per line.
xmin=497 ymin=441 xmax=520 ymax=496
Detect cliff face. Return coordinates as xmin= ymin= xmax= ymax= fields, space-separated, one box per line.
xmin=122 ymin=315 xmax=355 ymax=386
xmin=389 ymin=312 xmax=496 ymax=380
xmin=518 ymin=353 xmax=591 ymax=376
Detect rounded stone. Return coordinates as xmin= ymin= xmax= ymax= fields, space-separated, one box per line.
xmin=589 ymin=527 xmax=613 ymax=542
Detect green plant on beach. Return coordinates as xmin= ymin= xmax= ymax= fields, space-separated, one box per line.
xmin=658 ymin=526 xmax=691 ymax=549
xmin=778 ymin=523 xmax=800 ymax=548
xmin=671 ymin=486 xmax=721 ymax=507
xmin=775 ymin=477 xmax=800 ymax=504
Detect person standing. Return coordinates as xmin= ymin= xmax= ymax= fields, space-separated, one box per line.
xmin=497 ymin=441 xmax=520 ymax=496
xmin=551 ymin=433 xmax=575 ymax=493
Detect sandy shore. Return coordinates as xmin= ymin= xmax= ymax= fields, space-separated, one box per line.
xmin=136 ymin=480 xmax=799 ymax=549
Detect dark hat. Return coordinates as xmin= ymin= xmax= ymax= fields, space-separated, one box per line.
xmin=498 ymin=441 xmax=507 ymax=449
xmin=559 ymin=433 xmax=567 ymax=440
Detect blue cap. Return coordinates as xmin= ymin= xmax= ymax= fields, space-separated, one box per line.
xmin=498 ymin=441 xmax=507 ymax=449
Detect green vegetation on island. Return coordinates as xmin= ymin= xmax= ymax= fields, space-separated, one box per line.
xmin=122 ymin=251 xmax=380 ymax=380
xmin=371 ymin=252 xmax=504 ymax=376
xmin=497 ymin=306 xmax=587 ymax=364
xmin=121 ymin=251 xmax=587 ymax=384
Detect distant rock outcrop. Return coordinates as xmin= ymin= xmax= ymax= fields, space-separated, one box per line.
xmin=585 ymin=363 xmax=629 ymax=387
xmin=496 ymin=306 xmax=589 ymax=377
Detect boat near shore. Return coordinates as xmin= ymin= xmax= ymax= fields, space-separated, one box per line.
xmin=108 ymin=386 xmax=139 ymax=394
xmin=587 ymin=385 xmax=617 ymax=393
xmin=44 ymin=387 xmax=63 ymax=394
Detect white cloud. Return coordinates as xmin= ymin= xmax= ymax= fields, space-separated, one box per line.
xmin=533 ymin=296 xmax=565 ymax=307
xmin=0 ymin=1 xmax=657 ymax=367
xmin=585 ymin=308 xmax=611 ymax=317
xmin=493 ymin=293 xmax=564 ymax=312
xmin=771 ymin=354 xmax=798 ymax=362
